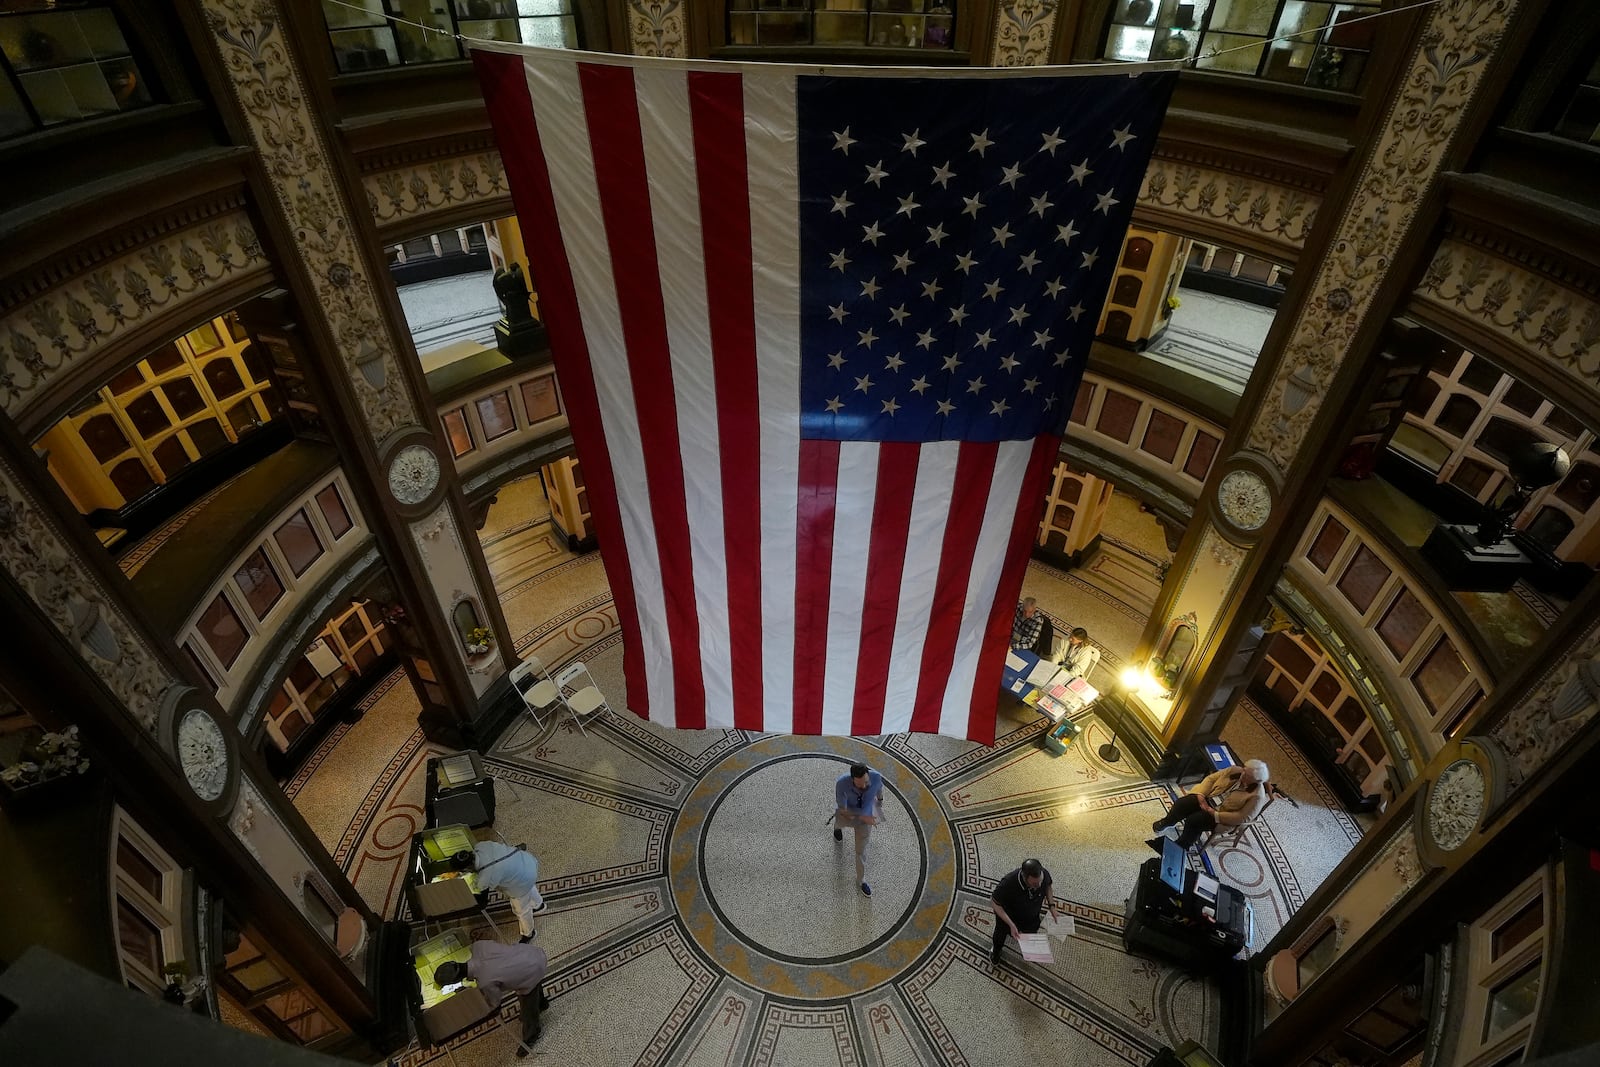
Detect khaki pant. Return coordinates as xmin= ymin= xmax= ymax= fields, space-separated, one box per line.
xmin=838 ymin=812 xmax=873 ymax=884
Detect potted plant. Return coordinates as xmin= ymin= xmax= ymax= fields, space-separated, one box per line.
xmin=464 ymin=627 xmax=495 ymax=656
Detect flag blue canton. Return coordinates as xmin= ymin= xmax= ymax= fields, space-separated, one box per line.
xmin=797 ymin=73 xmax=1172 ymax=443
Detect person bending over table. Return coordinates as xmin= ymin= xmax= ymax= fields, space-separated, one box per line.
xmin=990 ymin=858 xmax=1060 ymax=964
xmin=1148 ymin=759 xmax=1270 ymax=850
xmin=434 ymin=938 xmax=549 ymax=1057
xmin=451 ymin=840 xmax=546 ymax=942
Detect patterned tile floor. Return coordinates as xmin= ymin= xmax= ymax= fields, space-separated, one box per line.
xmin=287 ymin=487 xmax=1363 ymax=1066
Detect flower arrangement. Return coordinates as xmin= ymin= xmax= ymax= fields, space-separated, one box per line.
xmin=464 ymin=627 xmax=495 ymax=655
xmin=1165 ymin=295 xmax=1182 ymax=311
xmin=1 ymin=725 xmax=91 ymax=788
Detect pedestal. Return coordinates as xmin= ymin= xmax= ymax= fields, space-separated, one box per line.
xmin=1420 ymin=524 xmax=1529 ymax=592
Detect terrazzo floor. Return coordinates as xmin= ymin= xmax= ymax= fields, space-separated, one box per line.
xmin=286 ymin=483 xmax=1364 ymax=1066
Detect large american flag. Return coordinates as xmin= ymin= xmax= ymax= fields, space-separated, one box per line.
xmin=472 ymin=46 xmax=1173 ymax=743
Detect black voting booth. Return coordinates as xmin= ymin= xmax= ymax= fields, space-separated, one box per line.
xmin=1123 ymin=839 xmax=1250 ymax=971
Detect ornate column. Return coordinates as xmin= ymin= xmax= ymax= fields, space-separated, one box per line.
xmin=192 ymin=0 xmax=512 ymax=727
xmin=1127 ymin=0 xmax=1531 ymax=759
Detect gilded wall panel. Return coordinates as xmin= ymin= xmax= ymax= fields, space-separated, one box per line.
xmin=0 ymin=213 xmax=266 ymax=416
xmin=1416 ymin=238 xmax=1600 ymax=394
xmin=990 ymin=0 xmax=1059 ymax=66
xmin=1138 ymin=158 xmax=1319 ymax=254
xmin=1243 ymin=0 xmax=1519 ymax=472
xmin=627 ymin=0 xmax=687 ymax=56
xmin=364 ymin=151 xmax=512 ymax=230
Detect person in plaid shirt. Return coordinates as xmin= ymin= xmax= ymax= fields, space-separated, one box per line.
xmin=1011 ymin=598 xmax=1043 ymax=650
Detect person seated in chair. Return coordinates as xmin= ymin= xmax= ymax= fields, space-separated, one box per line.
xmin=1147 ymin=759 xmax=1270 ymax=850
xmin=1058 ymin=627 xmax=1100 ymax=680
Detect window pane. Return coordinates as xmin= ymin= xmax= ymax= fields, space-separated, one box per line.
xmin=1493 ymin=898 xmax=1542 ymax=959
xmin=234 ymin=548 xmax=285 ymax=621
xmin=117 ymin=838 xmax=164 ymax=898
xmin=476 ymin=390 xmax=517 ymax=441
xmin=315 ymin=484 xmax=354 ymax=539
xmin=1333 ymin=697 xmax=1366 ymax=735
xmin=185 ymin=320 xmax=224 ymax=355
xmin=273 ymin=509 xmax=324 ymax=576
xmin=1412 ymin=636 xmax=1468 ymax=717
xmin=198 ymin=593 xmax=248 ymax=668
xmin=1484 ymin=963 xmax=1540 ymax=1040
xmin=442 ymin=408 xmax=473 ymax=458
xmin=181 ymin=639 xmax=217 ymax=690
xmin=1306 ymin=515 xmax=1348 ymax=572
xmin=1376 ymin=588 xmax=1429 ymax=660
xmin=1184 ymin=430 xmax=1219 ymax=480
xmin=1335 ymin=545 xmax=1390 ymax=614
xmin=521 ymin=374 xmax=561 ymax=422
xmin=117 ymin=898 xmax=164 ymax=973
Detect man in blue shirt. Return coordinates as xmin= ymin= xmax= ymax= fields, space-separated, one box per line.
xmin=452 ymin=840 xmax=545 ymax=941
xmin=834 ymin=763 xmax=885 ymax=897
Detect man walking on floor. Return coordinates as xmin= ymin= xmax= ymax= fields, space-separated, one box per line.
xmin=990 ymin=858 xmax=1059 ymax=964
xmin=834 ymin=762 xmax=884 ymax=897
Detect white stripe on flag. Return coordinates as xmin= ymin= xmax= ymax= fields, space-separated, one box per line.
xmin=939 ymin=440 xmax=1035 ymax=737
xmin=632 ymin=66 xmax=736 ymax=728
xmin=879 ymin=442 xmax=958 ymax=733
xmin=745 ymin=73 xmax=801 ymax=733
xmin=522 ymin=57 xmax=678 ymax=723
xmin=820 ymin=443 xmax=880 ymax=735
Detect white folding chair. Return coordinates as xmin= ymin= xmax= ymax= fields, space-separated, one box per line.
xmin=554 ymin=660 xmax=611 ymax=736
xmin=509 ymin=656 xmax=562 ymax=727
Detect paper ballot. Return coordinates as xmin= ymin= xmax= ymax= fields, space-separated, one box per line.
xmin=1005 ymin=651 xmax=1028 ymax=673
xmin=1017 ymin=933 xmax=1054 ymax=963
xmin=1026 ymin=660 xmax=1062 ymax=687
xmin=1046 ymin=914 xmax=1075 ymax=938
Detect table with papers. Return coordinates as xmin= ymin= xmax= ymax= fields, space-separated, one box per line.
xmin=1000 ymin=648 xmax=1099 ymax=747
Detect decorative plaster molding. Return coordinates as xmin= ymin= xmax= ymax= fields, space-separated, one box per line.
xmin=1244 ymin=0 xmax=1519 ymax=471
xmin=1416 ymin=238 xmax=1600 ymax=393
xmin=990 ymin=0 xmax=1059 ymax=66
xmin=202 ymin=0 xmax=417 ymax=441
xmin=1491 ymin=616 xmax=1600 ymax=792
xmin=627 ymin=0 xmax=685 ymax=57
xmin=0 ymin=460 xmax=177 ymax=732
xmin=363 ymin=151 xmax=511 ymax=229
xmin=1138 ymin=158 xmax=1318 ymax=252
xmin=0 ymin=212 xmax=266 ymax=415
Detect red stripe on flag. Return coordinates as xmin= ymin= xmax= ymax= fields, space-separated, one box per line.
xmin=579 ymin=63 xmax=708 ymax=729
xmin=964 ymin=435 xmax=1061 ymax=745
xmin=687 ymin=71 xmax=764 ymax=732
xmin=909 ymin=441 xmax=997 ymax=734
xmin=850 ymin=443 xmax=920 ymax=736
xmin=793 ymin=440 xmax=840 ymax=735
xmin=471 ymin=51 xmax=649 ymax=713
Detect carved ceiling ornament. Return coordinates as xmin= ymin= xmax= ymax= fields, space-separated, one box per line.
xmin=0 ymin=461 xmax=176 ymax=732
xmin=1217 ymin=468 xmax=1273 ymax=533
xmin=177 ymin=707 xmax=230 ymax=802
xmin=0 ymin=211 xmax=266 ymax=416
xmin=387 ymin=441 xmax=442 ymax=507
xmin=201 ymin=0 xmax=416 ymax=442
xmin=1244 ymin=0 xmax=1520 ymax=471
xmin=1416 ymin=238 xmax=1600 ymax=393
xmin=627 ymin=0 xmax=686 ymax=57
xmin=1426 ymin=757 xmax=1485 ymax=853
xmin=364 ymin=151 xmax=510 ymax=229
xmin=990 ymin=0 xmax=1060 ymax=67
xmin=1139 ymin=158 xmax=1319 ymax=253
